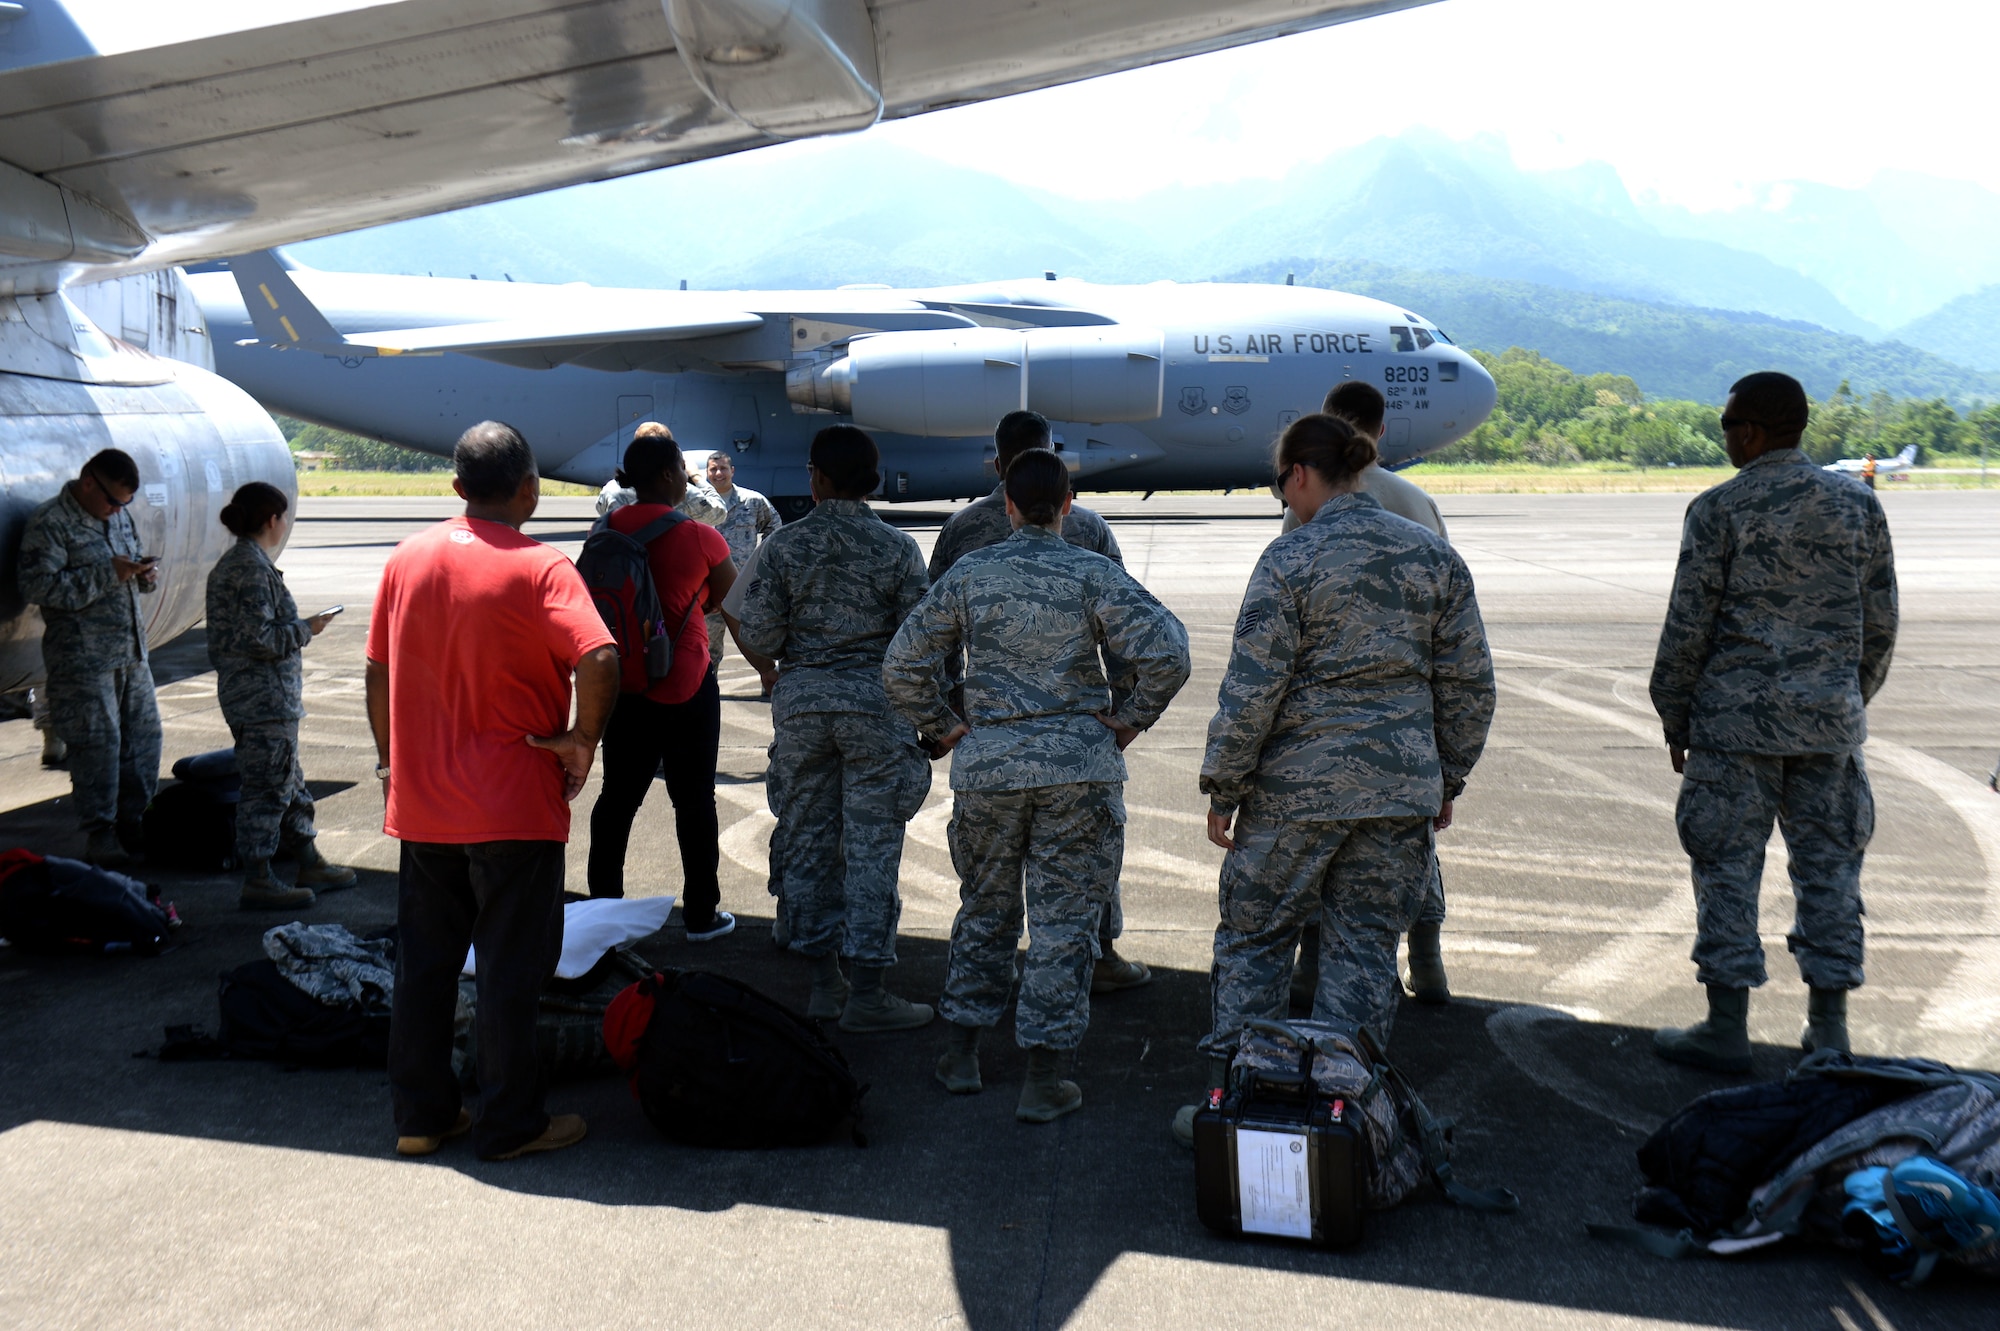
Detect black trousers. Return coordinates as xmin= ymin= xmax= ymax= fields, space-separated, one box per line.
xmin=587 ymin=670 xmax=722 ymax=924
xmin=389 ymin=839 xmax=565 ymax=1158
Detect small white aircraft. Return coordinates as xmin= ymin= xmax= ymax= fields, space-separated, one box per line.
xmin=1824 ymin=444 xmax=1918 ymax=478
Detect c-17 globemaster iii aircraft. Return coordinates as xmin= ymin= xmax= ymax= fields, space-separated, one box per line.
xmin=191 ymin=255 xmax=1498 ymax=517
xmin=0 ymin=0 xmax=1440 ymax=692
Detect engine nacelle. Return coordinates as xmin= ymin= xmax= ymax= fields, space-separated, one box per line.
xmin=786 ymin=325 xmax=1164 ymax=436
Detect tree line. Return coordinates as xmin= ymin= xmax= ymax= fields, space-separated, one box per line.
xmin=274 ymin=416 xmax=449 ymax=471
xmin=1430 ymin=349 xmax=2000 ymax=468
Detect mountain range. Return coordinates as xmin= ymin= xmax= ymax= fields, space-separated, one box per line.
xmin=288 ymin=132 xmax=2000 ymax=403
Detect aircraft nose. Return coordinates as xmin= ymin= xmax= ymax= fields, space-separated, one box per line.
xmin=1459 ymin=351 xmax=1497 ymax=426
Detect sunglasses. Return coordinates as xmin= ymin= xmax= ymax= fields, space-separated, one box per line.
xmin=87 ymin=471 xmax=132 ymax=508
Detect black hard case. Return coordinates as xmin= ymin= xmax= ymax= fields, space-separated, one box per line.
xmin=1192 ymin=1067 xmax=1365 ymax=1247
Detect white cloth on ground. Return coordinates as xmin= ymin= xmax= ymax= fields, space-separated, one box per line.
xmin=461 ymin=895 xmax=675 ymax=980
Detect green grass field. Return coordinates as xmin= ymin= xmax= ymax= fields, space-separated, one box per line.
xmin=294 ymin=464 xmax=1994 ymax=498
xmin=295 ymin=471 xmax=597 ymax=497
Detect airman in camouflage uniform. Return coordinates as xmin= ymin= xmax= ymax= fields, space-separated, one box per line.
xmin=704 ymin=453 xmax=782 ymax=675
xmin=927 ymin=412 xmax=1150 ymax=992
xmin=207 ymin=530 xmax=357 ymax=908
xmin=736 ymin=494 xmax=932 ymax=1031
xmin=885 ymin=454 xmax=1190 ymax=1122
xmin=17 ymin=457 xmax=161 ymax=866
xmin=1198 ymin=491 xmax=1494 ymax=1060
xmin=1650 ymin=372 xmax=1897 ymax=1070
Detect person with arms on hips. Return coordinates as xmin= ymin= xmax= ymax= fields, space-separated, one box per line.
xmin=1650 ymin=372 xmax=1897 ymax=1071
xmin=702 ymin=448 xmax=782 ymax=690
xmin=206 ymin=482 xmax=357 ymax=910
xmin=1177 ymin=412 xmax=1494 ymax=1147
xmin=1283 ymin=380 xmax=1455 ymax=1008
xmin=366 ymin=421 xmax=619 ymax=1161
xmin=926 ymin=410 xmax=1153 ymax=997
xmin=17 ymin=449 xmax=162 ymax=868
xmin=884 ymin=449 xmax=1191 ymax=1123
xmin=737 ymin=426 xmax=934 ymax=1031
xmin=594 ymin=421 xmax=727 ymax=525
xmin=584 ymin=428 xmax=773 ymax=940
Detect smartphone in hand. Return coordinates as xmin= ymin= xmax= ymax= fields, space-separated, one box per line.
xmin=316 ymin=605 xmax=345 ymax=618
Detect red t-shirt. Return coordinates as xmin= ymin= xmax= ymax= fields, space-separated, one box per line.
xmin=366 ymin=516 xmax=615 ymax=844
xmin=607 ymin=504 xmax=731 ymax=705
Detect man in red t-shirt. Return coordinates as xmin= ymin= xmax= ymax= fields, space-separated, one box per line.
xmin=365 ymin=421 xmax=618 ymax=1162
xmin=586 ymin=426 xmax=772 ymax=940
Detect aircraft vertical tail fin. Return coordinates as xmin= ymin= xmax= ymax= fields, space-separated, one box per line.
xmin=1897 ymin=445 xmax=1918 ymax=464
xmin=227 ymin=250 xmax=345 ymax=351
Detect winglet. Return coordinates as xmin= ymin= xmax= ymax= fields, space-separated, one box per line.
xmin=227 ymin=250 xmax=346 ymax=351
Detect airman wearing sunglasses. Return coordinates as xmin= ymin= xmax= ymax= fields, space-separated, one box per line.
xmin=18 ymin=449 xmax=163 ymax=867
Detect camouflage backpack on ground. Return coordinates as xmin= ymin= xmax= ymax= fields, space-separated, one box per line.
xmin=1232 ymin=1019 xmax=1518 ymax=1213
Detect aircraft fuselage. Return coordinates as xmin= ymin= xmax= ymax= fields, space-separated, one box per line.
xmin=189 ymin=270 xmax=1497 ymax=508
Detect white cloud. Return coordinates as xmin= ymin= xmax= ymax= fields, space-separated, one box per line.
xmin=867 ymin=0 xmax=2000 ymax=210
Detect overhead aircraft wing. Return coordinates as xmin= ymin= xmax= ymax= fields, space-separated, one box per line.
xmin=0 ymin=0 xmax=1438 ymax=294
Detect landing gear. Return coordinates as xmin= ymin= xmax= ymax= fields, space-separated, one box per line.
xmin=774 ymin=495 xmax=816 ymax=523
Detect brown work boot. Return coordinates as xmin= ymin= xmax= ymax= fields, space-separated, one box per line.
xmin=395 ymin=1108 xmax=473 ymax=1158
xmin=491 ymin=1113 xmax=587 ymax=1160
xmin=292 ymin=838 xmax=358 ymax=891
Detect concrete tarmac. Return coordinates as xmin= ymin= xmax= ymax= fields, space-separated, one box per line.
xmin=3 ymin=490 xmax=1997 ymax=1329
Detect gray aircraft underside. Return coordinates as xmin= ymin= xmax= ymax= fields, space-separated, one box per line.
xmin=0 ymin=0 xmax=1441 ymax=692
xmin=189 ymin=263 xmax=1498 ymax=513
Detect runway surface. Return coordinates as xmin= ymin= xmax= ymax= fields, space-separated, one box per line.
xmin=3 ymin=490 xmax=1997 ymax=1329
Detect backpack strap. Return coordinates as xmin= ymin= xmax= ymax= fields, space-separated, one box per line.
xmin=1877 ymin=1174 xmax=1944 ymax=1287
xmin=627 ymin=510 xmax=688 ymax=547
xmin=1383 ymin=1062 xmax=1521 ymax=1214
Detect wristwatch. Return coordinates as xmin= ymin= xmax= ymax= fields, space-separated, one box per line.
xmin=374 ymin=763 xmax=390 ymax=781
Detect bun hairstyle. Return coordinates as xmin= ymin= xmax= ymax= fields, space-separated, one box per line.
xmin=1273 ymin=412 xmax=1376 ymax=491
xmin=809 ymin=424 xmax=881 ymax=498
xmin=220 ymin=481 xmax=290 ymax=538
xmin=621 ymin=422 xmax=684 ymax=490
xmin=1003 ymin=447 xmax=1069 ymax=526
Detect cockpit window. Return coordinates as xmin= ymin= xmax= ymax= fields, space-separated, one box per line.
xmin=1433 ymin=327 xmax=1454 ymax=344
xmin=1388 ymin=325 xmax=1416 ymax=352
xmin=1412 ymin=327 xmax=1435 ymax=350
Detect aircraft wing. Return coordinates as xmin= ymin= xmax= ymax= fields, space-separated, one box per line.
xmin=0 ymin=0 xmax=1438 ymax=294
xmin=353 ymin=311 xmax=766 ymax=357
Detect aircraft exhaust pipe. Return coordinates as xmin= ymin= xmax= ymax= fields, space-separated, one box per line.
xmin=786 ymin=354 xmax=853 ymax=415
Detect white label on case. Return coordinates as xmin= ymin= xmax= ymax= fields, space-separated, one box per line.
xmin=1237 ymin=1127 xmax=1313 ymax=1238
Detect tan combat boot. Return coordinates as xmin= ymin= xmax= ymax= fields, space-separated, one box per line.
xmin=840 ymin=965 xmax=934 ymax=1033
xmin=1017 ymin=1045 xmax=1082 ymax=1124
xmin=1406 ymin=921 xmax=1451 ymax=1005
xmin=240 ymin=862 xmax=315 ymax=912
xmin=935 ymin=1022 xmax=982 ymax=1094
xmin=1802 ymin=987 xmax=1851 ymax=1054
xmin=292 ymin=838 xmax=358 ymax=891
xmin=1653 ymin=985 xmax=1753 ymax=1073
xmin=806 ymin=951 xmax=850 ymax=1020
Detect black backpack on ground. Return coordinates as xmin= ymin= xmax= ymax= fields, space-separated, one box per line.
xmin=575 ymin=511 xmax=696 ymax=694
xmin=0 ymin=849 xmax=176 ymax=954
xmin=214 ymin=957 xmax=392 ymax=1067
xmin=607 ymin=969 xmax=865 ymax=1148
xmin=141 ymin=748 xmax=242 ymax=871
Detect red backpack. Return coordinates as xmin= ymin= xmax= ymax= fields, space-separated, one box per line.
xmin=575 ymin=512 xmax=697 ymax=693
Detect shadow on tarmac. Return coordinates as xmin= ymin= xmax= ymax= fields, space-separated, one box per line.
xmin=0 ymin=834 xmax=1991 ymax=1331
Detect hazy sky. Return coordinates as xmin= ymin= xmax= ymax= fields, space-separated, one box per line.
xmin=840 ymin=0 xmax=1997 ymax=210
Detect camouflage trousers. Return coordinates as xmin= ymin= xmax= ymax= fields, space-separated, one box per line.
xmin=705 ymin=610 xmax=728 ymax=671
xmin=44 ymin=660 xmax=161 ymax=832
xmin=1201 ymin=812 xmax=1431 ymax=1059
xmin=231 ymin=719 xmax=317 ymax=866
xmin=768 ymin=709 xmax=930 ymax=966
xmin=942 ymin=781 xmax=1124 ymax=1051
xmin=1676 ymin=747 xmax=1872 ymax=990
